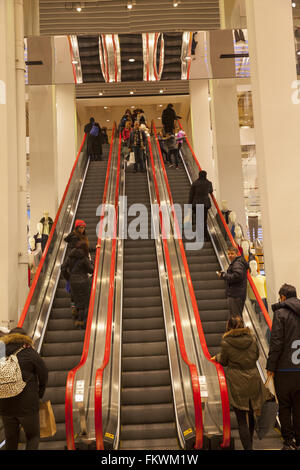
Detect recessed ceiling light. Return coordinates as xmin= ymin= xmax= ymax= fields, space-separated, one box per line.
xmin=131 ymin=105 xmax=135 ymax=108
xmin=292 ymin=2 xmax=296 ymax=7
xmin=173 ymin=0 xmax=179 ymax=7
xmin=72 ymin=60 xmax=78 ymax=64
xmin=127 ymin=0 xmax=133 ymax=9
xmin=157 ymin=117 xmax=161 ymax=120
xmin=159 ymin=89 xmax=164 ymax=93
xmin=129 ymin=58 xmax=135 ymax=62
xmin=130 ymin=91 xmax=134 ymax=95
xmin=159 ymin=104 xmax=163 ymax=107
xmin=104 ymin=106 xmax=108 ymax=109
xmin=106 ymin=119 xmax=110 ymax=122
xmin=99 ymin=92 xmax=103 ymax=96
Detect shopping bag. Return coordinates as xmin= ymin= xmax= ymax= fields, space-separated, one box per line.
xmin=39 ymin=400 xmax=57 ymax=438
xmin=256 ymin=399 xmax=278 ymax=440
xmin=128 ymin=152 xmax=135 ymax=165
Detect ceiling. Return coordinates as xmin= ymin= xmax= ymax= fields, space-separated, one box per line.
xmin=39 ymin=0 xmax=221 ymax=35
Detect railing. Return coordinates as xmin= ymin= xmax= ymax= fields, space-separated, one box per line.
xmin=65 ymin=123 xmax=117 ymax=450
xmin=94 ymin=134 xmax=122 ymax=450
xmin=18 ymin=133 xmax=87 ymax=332
xmin=177 ymin=121 xmax=272 ymax=331
xmin=147 ymin=136 xmax=204 ymax=449
xmin=152 ymin=122 xmax=231 ymax=448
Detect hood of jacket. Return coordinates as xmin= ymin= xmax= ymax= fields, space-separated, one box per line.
xmin=272 ymin=297 xmax=300 ymax=317
xmin=223 ymin=327 xmax=253 ymax=350
xmin=0 ymin=333 xmax=33 ymax=347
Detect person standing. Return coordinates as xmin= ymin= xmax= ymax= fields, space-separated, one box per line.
xmin=129 ymin=121 xmax=147 ymax=173
xmin=89 ymin=122 xmax=102 ymax=161
xmin=217 ymin=245 xmax=249 ymax=317
xmin=0 ymin=327 xmax=48 ymax=450
xmin=188 ymin=170 xmax=213 ymax=241
xmin=212 ymin=316 xmax=266 ymax=450
xmin=266 ymin=284 xmax=300 ymax=450
xmin=164 ymin=133 xmax=179 ymax=168
xmin=161 ymin=104 xmax=181 ymax=134
xmin=61 ymin=241 xmax=94 ymax=329
xmin=84 ymin=117 xmax=95 ymax=159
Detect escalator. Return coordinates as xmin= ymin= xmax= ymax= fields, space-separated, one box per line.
xmin=152 ymin=128 xmax=282 ymax=450
xmin=119 ymin=170 xmax=179 ymax=450
xmin=36 ymin=146 xmax=110 ymax=450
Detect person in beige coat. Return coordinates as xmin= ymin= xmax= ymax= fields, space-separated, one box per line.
xmin=212 ymin=316 xmax=266 ymax=450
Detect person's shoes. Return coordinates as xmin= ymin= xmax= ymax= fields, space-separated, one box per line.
xmin=281 ymin=441 xmax=296 ymax=450
xmin=169 ymin=164 xmax=174 ymax=168
xmin=74 ymin=320 xmax=84 ymax=329
xmin=71 ymin=306 xmax=78 ymax=318
xmin=175 ymin=166 xmax=179 ymax=170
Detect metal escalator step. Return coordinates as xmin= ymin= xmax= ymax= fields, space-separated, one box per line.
xmin=122 ymin=341 xmax=167 ymax=357
xmin=47 ymin=319 xmax=75 ymax=330
xmin=123 ymin=269 xmax=158 ymax=280
xmin=123 ymin=329 xmax=166 ymax=343
xmin=185 ymin=255 xmax=217 ymax=264
xmin=124 ymin=253 xmax=158 ymax=263
xmin=125 ymin=261 xmax=158 ymax=271
xmin=42 ymin=355 xmax=82 ymax=371
xmin=42 ymin=342 xmax=83 ymax=357
xmin=123 ymin=286 xmax=162 ymax=298
xmin=190 ymin=271 xmax=222 ymax=282
xmin=47 ymin=370 xmax=69 ymax=387
xmin=123 ymin=306 xmax=164 ymax=319
xmin=122 ymin=355 xmax=169 ymax=372
xmin=120 ymin=437 xmax=179 ymax=450
xmin=123 ymin=317 xmax=164 ymax=331
xmin=193 ymin=289 xmax=227 ymax=300
xmin=125 ymin=239 xmax=154 ymax=248
xmin=188 ymin=262 xmax=219 ymax=273
xmin=122 ymin=369 xmax=171 ymax=388
xmin=202 ymin=321 xmax=227 ymax=335
xmin=121 ymin=403 xmax=175 ymax=425
xmin=197 ymin=299 xmax=228 ymax=310
xmin=38 ymin=440 xmax=67 ymax=450
xmin=120 ymin=422 xmax=177 ymax=441
xmin=53 ymin=297 xmax=71 ymax=309
xmin=44 ymin=330 xmax=85 ymax=343
xmin=191 ymin=279 xmax=226 ymax=290
xmin=43 ymin=386 xmax=66 ymax=405
xmin=51 ymin=308 xmax=72 ymax=319
xmin=204 ymin=333 xmax=224 ymax=347
xmin=198 ymin=309 xmax=229 ymax=322
xmin=208 ymin=346 xmax=221 ymax=357
xmin=123 ymin=296 xmax=163 ymax=309
xmin=121 ymin=385 xmax=173 ymax=405
xmin=51 ymin=404 xmax=66 ymax=423
xmin=124 ymin=277 xmax=160 ymax=289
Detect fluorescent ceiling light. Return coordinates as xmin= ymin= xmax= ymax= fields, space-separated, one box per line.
xmin=129 ymin=58 xmax=135 ymax=62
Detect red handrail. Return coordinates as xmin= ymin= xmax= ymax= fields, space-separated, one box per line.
xmin=18 ymin=133 xmax=87 ymax=328
xmin=94 ymin=134 xmax=121 ymax=450
xmin=65 ymin=123 xmax=116 ymax=450
xmin=148 ymin=136 xmax=204 ymax=449
xmin=177 ymin=121 xmax=273 ymax=331
xmin=152 ymin=122 xmax=231 ymax=448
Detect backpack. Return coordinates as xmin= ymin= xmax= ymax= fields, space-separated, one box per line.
xmin=90 ymin=124 xmax=99 ymax=137
xmin=0 ymin=347 xmax=27 ymax=399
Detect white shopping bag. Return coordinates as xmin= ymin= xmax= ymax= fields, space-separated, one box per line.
xmin=129 ymin=152 xmax=135 ymax=164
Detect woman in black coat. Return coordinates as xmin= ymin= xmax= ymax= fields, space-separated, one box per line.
xmin=62 ymin=241 xmax=94 ymax=329
xmin=0 ymin=327 xmax=48 ymax=450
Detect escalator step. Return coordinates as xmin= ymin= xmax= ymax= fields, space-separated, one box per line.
xmin=42 ymin=342 xmax=84 ymax=357
xmin=121 ymin=386 xmax=173 ymax=405
xmin=121 ymin=403 xmax=175 ymax=425
xmin=193 ymin=289 xmax=227 ymax=300
xmin=123 ymin=317 xmax=164 ymax=331
xmin=120 ymin=422 xmax=177 ymax=441
xmin=42 ymin=355 xmax=82 ymax=371
xmin=122 ymin=355 xmax=169 ymax=372
xmin=123 ymin=329 xmax=166 ymax=343
xmin=43 ymin=386 xmax=66 ymax=405
xmin=120 ymin=437 xmax=179 ymax=450
xmin=123 ymin=296 xmax=162 ymax=309
xmin=122 ymin=341 xmax=167 ymax=357
xmin=44 ymin=330 xmax=85 ymax=343
xmin=122 ymin=369 xmax=171 ymax=388
xmin=123 ymin=286 xmax=162 ymax=298
xmin=123 ymin=306 xmax=164 ymax=319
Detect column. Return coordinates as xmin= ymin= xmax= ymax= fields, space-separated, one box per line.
xmin=246 ymin=0 xmax=300 ymax=304
xmin=0 ymin=0 xmax=28 ymax=327
xmin=29 ymin=85 xmax=58 ymax=233
xmin=56 ymin=84 xmax=77 ymax=202
xmin=189 ymin=80 xmax=216 ymax=187
xmin=210 ymin=79 xmax=247 ymax=229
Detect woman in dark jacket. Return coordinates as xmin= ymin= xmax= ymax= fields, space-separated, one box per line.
xmin=213 ymin=317 xmax=266 ymax=450
xmin=0 ymin=327 xmax=48 ymax=450
xmin=90 ymin=122 xmax=103 ymax=161
xmin=62 ymin=241 xmax=94 ymax=329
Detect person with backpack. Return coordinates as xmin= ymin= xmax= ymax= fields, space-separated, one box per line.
xmin=0 ymin=327 xmax=48 ymax=450
xmin=61 ymin=240 xmax=94 ymax=329
xmin=89 ymin=122 xmax=102 ymax=161
xmin=84 ymin=117 xmax=95 ymax=159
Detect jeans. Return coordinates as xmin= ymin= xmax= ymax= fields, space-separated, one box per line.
xmin=133 ymin=147 xmax=144 ymax=172
xmin=233 ymin=404 xmax=255 ymax=450
xmin=274 ymin=371 xmax=300 ymax=445
xmin=228 ymin=296 xmax=246 ymax=318
xmin=168 ymin=148 xmax=179 ymax=167
xmin=2 ymin=413 xmax=40 ymax=450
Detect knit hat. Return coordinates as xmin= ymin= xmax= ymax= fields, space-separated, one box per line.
xmin=75 ymin=219 xmax=86 ymax=228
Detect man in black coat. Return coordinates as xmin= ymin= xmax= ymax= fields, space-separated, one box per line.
xmin=217 ymin=246 xmax=249 ymax=318
xmin=188 ymin=170 xmax=213 ymax=241
xmin=266 ymin=284 xmax=300 ymax=450
xmin=161 ymin=104 xmax=181 ymax=134
xmin=0 ymin=327 xmax=48 ymax=450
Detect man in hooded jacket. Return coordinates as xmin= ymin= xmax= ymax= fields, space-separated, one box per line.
xmin=266 ymin=283 xmax=300 ymax=450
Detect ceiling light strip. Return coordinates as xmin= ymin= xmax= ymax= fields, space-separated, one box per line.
xmin=68 ymin=35 xmax=83 ymax=84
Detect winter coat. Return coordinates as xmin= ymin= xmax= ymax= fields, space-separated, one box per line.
xmin=188 ymin=177 xmax=213 ymax=209
xmin=266 ymin=297 xmax=300 ymax=372
xmin=61 ymin=248 xmax=93 ymax=309
xmin=215 ymin=328 xmax=266 ymax=411
xmin=64 ymin=231 xmax=89 ymax=251
xmin=129 ymin=129 xmax=147 ymax=149
xmin=162 ymin=106 xmax=178 ymax=131
xmin=222 ymin=255 xmax=249 ymax=299
xmin=0 ymin=333 xmax=48 ymax=417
